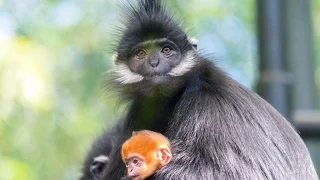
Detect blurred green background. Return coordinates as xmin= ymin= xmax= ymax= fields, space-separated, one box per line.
xmin=0 ymin=0 xmax=319 ymax=179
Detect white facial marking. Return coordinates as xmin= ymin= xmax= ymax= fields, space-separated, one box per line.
xmin=113 ymin=63 xmax=144 ymax=84
xmin=168 ymin=51 xmax=196 ymax=77
xmin=111 ymin=53 xmax=144 ymax=84
xmin=111 ymin=53 xmax=118 ymax=63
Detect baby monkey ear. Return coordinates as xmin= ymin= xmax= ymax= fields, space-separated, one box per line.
xmin=156 ymin=146 xmax=172 ymax=166
xmin=132 ymin=131 xmax=137 ymax=136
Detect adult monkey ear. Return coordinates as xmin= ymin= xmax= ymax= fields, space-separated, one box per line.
xmin=189 ymin=37 xmax=198 ymax=50
xmin=156 ymin=146 xmax=172 ymax=166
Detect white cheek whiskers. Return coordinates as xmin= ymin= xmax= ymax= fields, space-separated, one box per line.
xmin=168 ymin=51 xmax=196 ymax=77
xmin=111 ymin=53 xmax=144 ymax=84
xmin=113 ymin=63 xmax=144 ymax=84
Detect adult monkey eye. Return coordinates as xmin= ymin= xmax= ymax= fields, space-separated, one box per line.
xmin=161 ymin=46 xmax=172 ymax=55
xmin=136 ymin=50 xmax=146 ymax=58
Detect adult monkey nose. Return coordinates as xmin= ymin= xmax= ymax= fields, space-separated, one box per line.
xmin=148 ymin=56 xmax=160 ymax=68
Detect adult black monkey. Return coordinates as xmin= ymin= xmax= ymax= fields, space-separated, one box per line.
xmin=80 ymin=36 xmax=198 ymax=180
xmin=88 ymin=0 xmax=319 ymax=179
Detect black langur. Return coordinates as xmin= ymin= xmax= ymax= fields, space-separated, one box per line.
xmin=80 ymin=36 xmax=198 ymax=180
xmin=85 ymin=0 xmax=319 ymax=179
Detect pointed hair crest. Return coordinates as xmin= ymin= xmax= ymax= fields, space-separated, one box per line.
xmin=116 ymin=0 xmax=191 ymax=57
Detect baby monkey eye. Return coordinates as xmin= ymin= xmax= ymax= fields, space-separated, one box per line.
xmin=136 ymin=50 xmax=146 ymax=58
xmin=133 ymin=158 xmax=139 ymax=165
xmin=161 ymin=46 xmax=172 ymax=55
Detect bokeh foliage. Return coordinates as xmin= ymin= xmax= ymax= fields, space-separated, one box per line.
xmin=0 ymin=0 xmax=319 ymax=179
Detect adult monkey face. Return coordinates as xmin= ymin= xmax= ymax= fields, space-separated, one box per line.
xmin=128 ymin=38 xmax=182 ymax=84
xmin=112 ymin=41 xmax=196 ymax=86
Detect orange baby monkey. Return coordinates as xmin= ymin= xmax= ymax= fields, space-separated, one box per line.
xmin=121 ymin=130 xmax=172 ymax=180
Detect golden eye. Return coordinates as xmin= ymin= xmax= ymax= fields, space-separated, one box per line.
xmin=162 ymin=47 xmax=172 ymax=55
xmin=136 ymin=50 xmax=146 ymax=58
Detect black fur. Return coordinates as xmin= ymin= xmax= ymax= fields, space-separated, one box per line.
xmin=84 ymin=0 xmax=318 ymax=180
xmin=116 ymin=0 xmax=192 ymax=63
xmin=101 ymin=59 xmax=318 ymax=180
xmin=80 ymin=124 xmax=122 ymax=180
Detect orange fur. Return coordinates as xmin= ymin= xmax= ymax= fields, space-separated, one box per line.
xmin=121 ymin=130 xmax=171 ymax=179
xmin=121 ymin=130 xmax=170 ymax=165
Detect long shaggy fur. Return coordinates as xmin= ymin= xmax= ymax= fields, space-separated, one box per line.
xmin=84 ymin=0 xmax=319 ymax=180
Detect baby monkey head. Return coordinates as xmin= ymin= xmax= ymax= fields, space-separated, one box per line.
xmin=121 ymin=130 xmax=172 ymax=180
